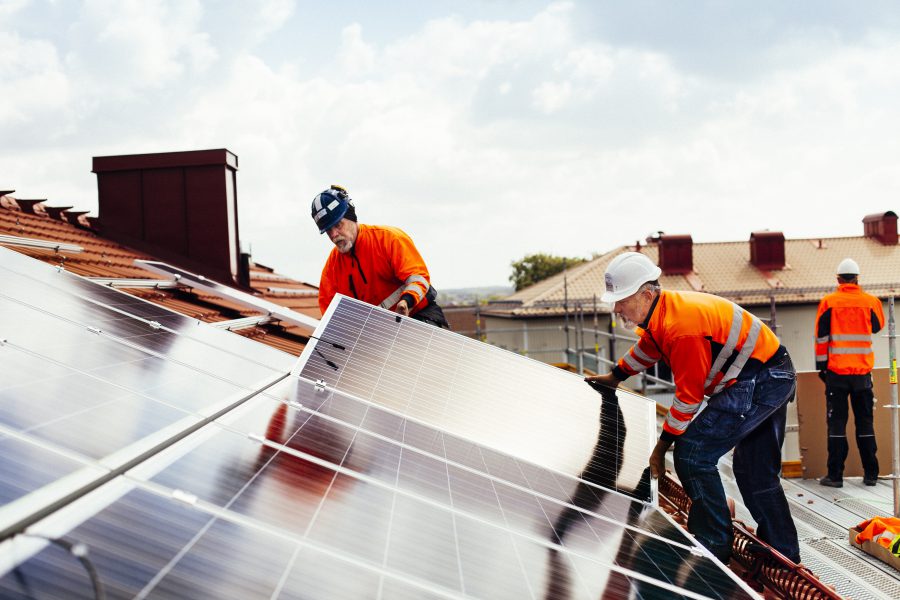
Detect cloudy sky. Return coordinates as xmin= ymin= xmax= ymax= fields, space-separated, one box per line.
xmin=4 ymin=1 xmax=900 ymax=289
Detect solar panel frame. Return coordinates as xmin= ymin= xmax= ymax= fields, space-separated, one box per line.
xmin=296 ymin=294 xmax=659 ymax=502
xmin=3 ymin=381 xmax=757 ymax=599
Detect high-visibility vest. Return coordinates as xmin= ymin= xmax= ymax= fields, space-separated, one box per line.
xmin=318 ymin=224 xmax=431 ymax=316
xmin=815 ymin=283 xmax=884 ymax=375
xmin=614 ymin=290 xmax=781 ymax=438
xmin=856 ymin=516 xmax=900 ymax=549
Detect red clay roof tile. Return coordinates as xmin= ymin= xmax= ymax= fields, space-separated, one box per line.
xmin=1 ymin=194 xmax=317 ymax=356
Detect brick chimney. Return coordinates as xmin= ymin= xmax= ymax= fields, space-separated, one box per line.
xmin=750 ymin=231 xmax=785 ymax=270
xmin=92 ymin=149 xmax=247 ymax=287
xmin=863 ymin=211 xmax=898 ymax=246
xmin=658 ymin=234 xmax=693 ymax=274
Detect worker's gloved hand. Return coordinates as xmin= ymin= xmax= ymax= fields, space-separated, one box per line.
xmin=395 ymin=299 xmax=410 ymax=316
xmin=818 ymin=370 xmax=827 ymax=383
xmin=584 ymin=373 xmax=619 ymax=393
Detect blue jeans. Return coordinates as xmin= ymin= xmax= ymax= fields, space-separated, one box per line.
xmin=673 ymin=348 xmax=801 ymax=563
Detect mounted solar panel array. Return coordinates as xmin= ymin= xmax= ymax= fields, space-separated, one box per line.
xmin=0 ymin=251 xmax=756 ymax=599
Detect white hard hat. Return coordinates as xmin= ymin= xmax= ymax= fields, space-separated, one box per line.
xmin=836 ymin=257 xmax=860 ymax=276
xmin=601 ymin=252 xmax=662 ymax=303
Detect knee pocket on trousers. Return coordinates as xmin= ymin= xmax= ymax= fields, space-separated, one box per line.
xmin=691 ymin=408 xmax=747 ymax=441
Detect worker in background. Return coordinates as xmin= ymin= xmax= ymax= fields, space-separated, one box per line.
xmin=586 ymin=252 xmax=800 ymax=565
xmin=312 ymin=185 xmax=449 ymax=328
xmin=815 ymin=257 xmax=884 ymax=488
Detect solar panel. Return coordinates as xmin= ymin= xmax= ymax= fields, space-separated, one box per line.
xmin=0 ymin=258 xmax=757 ymax=599
xmin=298 ymin=295 xmax=657 ymax=502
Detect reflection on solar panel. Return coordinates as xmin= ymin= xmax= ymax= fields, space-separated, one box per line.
xmin=0 ymin=259 xmax=757 ymax=599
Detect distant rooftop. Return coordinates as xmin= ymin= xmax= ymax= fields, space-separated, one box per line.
xmin=489 ymin=213 xmax=900 ymax=318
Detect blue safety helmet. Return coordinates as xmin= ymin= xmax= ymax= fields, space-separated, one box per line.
xmin=311 ymin=185 xmax=354 ymax=234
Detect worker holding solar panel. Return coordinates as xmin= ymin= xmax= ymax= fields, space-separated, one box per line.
xmin=585 ymin=251 xmax=800 ymax=565
xmin=311 ymin=185 xmax=449 ymax=328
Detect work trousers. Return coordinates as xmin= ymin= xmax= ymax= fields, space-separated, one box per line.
xmin=673 ymin=348 xmax=800 ymax=564
xmin=825 ymin=372 xmax=878 ymax=480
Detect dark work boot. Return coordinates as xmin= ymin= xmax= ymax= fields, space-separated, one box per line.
xmin=819 ymin=476 xmax=843 ymax=488
xmin=863 ymin=475 xmax=878 ymax=486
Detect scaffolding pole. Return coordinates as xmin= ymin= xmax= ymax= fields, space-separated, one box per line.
xmin=889 ymin=297 xmax=900 ymax=518
xmin=563 ymin=271 xmax=570 ymax=364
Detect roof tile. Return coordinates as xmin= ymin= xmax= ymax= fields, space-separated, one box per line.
xmin=1 ymin=194 xmax=318 ymax=356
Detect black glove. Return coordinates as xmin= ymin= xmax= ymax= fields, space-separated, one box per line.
xmin=818 ymin=370 xmax=827 ymax=383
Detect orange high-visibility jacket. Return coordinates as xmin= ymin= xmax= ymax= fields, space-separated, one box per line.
xmin=613 ymin=290 xmax=782 ymax=438
xmin=814 ymin=283 xmax=884 ymax=375
xmin=318 ymin=224 xmax=431 ymax=316
xmin=855 ymin=517 xmax=900 ymax=549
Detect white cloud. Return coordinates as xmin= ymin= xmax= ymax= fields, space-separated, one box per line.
xmin=4 ymin=2 xmax=900 ymax=289
xmin=0 ymin=33 xmax=70 ymax=125
xmin=531 ymin=80 xmax=572 ymax=113
xmin=65 ymin=0 xmax=217 ymax=94
xmin=337 ymin=23 xmax=375 ymax=76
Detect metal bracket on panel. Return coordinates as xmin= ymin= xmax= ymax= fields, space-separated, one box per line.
xmin=314 ymin=379 xmax=327 ymax=391
xmin=0 ymin=339 xmax=6 ymax=346
xmin=87 ymin=326 xmax=102 ymax=335
xmin=171 ymin=489 xmax=198 ymax=506
xmin=247 ymin=432 xmax=265 ymax=443
xmin=148 ymin=321 xmax=162 ymax=330
xmin=784 ymin=424 xmax=799 ymax=433
xmin=288 ymin=399 xmax=303 ymax=410
xmin=688 ymin=545 xmax=707 ymax=557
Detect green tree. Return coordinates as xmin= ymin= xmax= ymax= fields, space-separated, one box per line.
xmin=509 ymin=253 xmax=587 ymax=291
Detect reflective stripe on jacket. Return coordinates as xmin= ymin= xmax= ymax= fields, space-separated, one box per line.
xmin=614 ymin=290 xmax=781 ymax=437
xmin=815 ymin=283 xmax=884 ymax=375
xmin=318 ymin=224 xmax=431 ymax=316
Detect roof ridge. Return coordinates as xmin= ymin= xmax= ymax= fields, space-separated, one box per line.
xmin=526 ymin=248 xmax=621 ymax=304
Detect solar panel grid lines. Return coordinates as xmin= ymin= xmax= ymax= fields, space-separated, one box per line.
xmin=0 ymin=289 xmax=285 ymax=392
xmin=0 ymin=427 xmax=108 ymax=527
xmin=1 ymin=376 xmax=744 ymax=597
xmin=123 ymin=406 xmax=482 ymax=597
xmin=108 ymin=382 xmax=746 ymax=598
xmin=301 ymin=298 xmax=760 ymax=596
xmin=299 ymin=295 xmax=656 ymax=497
xmin=0 ymin=373 xmax=289 ymax=545
xmin=0 ymin=251 xmax=758 ymax=599
xmin=0 ymin=248 xmax=295 ymax=372
xmin=283 ymin=377 xmax=691 ymax=547
xmin=0 ymin=339 xmax=293 ymax=464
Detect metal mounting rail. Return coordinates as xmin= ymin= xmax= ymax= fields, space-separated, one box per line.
xmin=88 ymin=277 xmax=181 ymax=289
xmin=209 ymin=315 xmax=272 ymax=331
xmin=0 ymin=234 xmax=83 ymax=253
